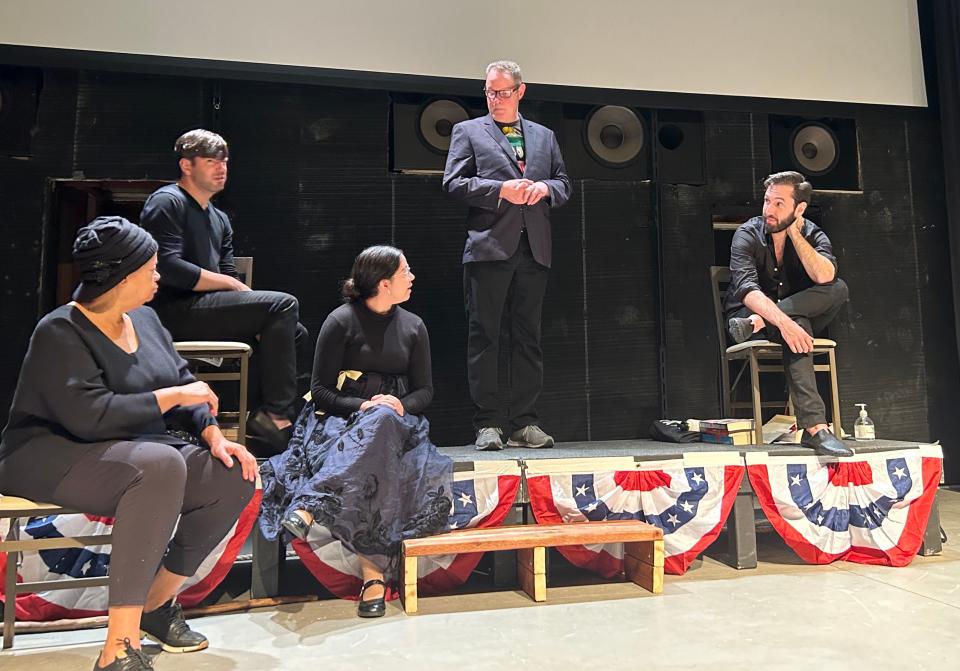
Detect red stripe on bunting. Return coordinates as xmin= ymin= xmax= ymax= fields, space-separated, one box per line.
xmin=613 ymin=470 xmax=672 ymax=492
xmin=827 ymin=461 xmax=873 ymax=486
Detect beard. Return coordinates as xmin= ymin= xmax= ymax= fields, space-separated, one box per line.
xmin=765 ymin=212 xmax=794 ymax=233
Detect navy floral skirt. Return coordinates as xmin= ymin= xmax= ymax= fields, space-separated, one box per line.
xmin=259 ymin=403 xmax=453 ymax=574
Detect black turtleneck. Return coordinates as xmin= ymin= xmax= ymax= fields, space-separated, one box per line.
xmin=310 ymin=301 xmax=433 ymax=417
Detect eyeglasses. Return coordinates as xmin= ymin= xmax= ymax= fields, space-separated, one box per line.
xmin=397 ymin=266 xmax=414 ymax=278
xmin=483 ymin=85 xmax=521 ymax=100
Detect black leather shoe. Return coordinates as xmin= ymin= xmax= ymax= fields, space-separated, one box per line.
xmin=94 ymin=638 xmax=153 ymax=670
xmin=281 ymin=511 xmax=312 ymax=541
xmin=801 ymin=429 xmax=854 ymax=457
xmin=246 ymin=410 xmax=293 ymax=456
xmin=357 ymin=579 xmax=387 ymax=618
xmin=140 ymin=599 xmax=208 ymax=653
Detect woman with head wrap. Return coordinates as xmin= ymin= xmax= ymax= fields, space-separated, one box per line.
xmin=0 ymin=217 xmax=257 ymax=670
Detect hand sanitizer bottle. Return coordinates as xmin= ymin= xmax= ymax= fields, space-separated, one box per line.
xmin=854 ymin=404 xmax=875 ymax=441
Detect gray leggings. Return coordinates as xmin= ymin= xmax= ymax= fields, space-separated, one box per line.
xmin=48 ymin=440 xmax=255 ymax=607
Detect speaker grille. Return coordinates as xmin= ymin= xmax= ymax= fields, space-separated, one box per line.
xmin=584 ymin=106 xmax=645 ymax=168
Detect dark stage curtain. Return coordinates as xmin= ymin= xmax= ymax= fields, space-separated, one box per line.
xmin=933 ymin=0 xmax=960 ymax=361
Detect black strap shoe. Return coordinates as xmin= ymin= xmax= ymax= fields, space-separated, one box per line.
xmin=93 ymin=638 xmax=153 ymax=670
xmin=801 ymin=429 xmax=854 ymax=457
xmin=357 ymin=579 xmax=387 ymax=618
xmin=140 ymin=599 xmax=209 ymax=653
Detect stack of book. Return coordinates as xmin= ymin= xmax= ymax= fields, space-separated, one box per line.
xmin=698 ymin=419 xmax=754 ymax=446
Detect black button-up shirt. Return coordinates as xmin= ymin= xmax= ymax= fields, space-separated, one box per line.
xmin=724 ymin=216 xmax=837 ymax=315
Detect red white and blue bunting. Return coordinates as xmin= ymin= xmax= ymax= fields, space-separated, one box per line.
xmin=745 ymin=445 xmax=942 ymax=566
xmin=525 ymin=453 xmax=744 ymax=575
xmin=292 ymin=460 xmax=522 ymax=599
xmin=0 ymin=489 xmax=262 ymax=621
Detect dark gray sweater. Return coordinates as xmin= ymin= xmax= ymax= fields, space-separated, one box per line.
xmin=0 ymin=304 xmax=215 ymax=494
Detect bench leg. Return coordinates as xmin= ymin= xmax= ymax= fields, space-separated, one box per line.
xmin=400 ymin=555 xmax=418 ymax=614
xmin=250 ymin=524 xmax=282 ymax=599
xmin=920 ymin=491 xmax=943 ymax=556
xmin=3 ymin=519 xmax=21 ymax=650
xmin=517 ymin=546 xmax=546 ymax=602
xmin=624 ymin=539 xmax=664 ymax=594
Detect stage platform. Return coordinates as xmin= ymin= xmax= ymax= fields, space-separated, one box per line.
xmin=250 ymin=437 xmax=944 ymax=599
xmin=439 ymin=437 xmax=927 ymax=461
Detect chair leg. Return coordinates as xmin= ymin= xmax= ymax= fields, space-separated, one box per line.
xmin=749 ymin=351 xmax=763 ymax=445
xmin=827 ymin=349 xmax=842 ymax=437
xmin=3 ymin=518 xmax=21 ymax=650
xmin=238 ymin=353 xmax=249 ymax=446
xmin=721 ymin=358 xmax=732 ymax=417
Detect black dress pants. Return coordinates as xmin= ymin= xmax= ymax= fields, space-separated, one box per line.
xmin=727 ymin=279 xmax=848 ymax=428
xmin=155 ymin=290 xmax=308 ymax=416
xmin=464 ymin=233 xmax=549 ymax=431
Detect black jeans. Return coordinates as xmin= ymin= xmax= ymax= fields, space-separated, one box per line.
xmin=464 ymin=233 xmax=549 ymax=432
xmin=155 ymin=290 xmax=308 ymax=416
xmin=727 ymin=279 xmax=848 ymax=428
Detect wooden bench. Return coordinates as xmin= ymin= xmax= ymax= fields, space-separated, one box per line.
xmin=400 ymin=520 xmax=664 ymax=614
xmin=1 ymin=495 xmax=112 ymax=649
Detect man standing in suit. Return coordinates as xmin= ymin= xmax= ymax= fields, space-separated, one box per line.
xmin=443 ymin=61 xmax=571 ymax=451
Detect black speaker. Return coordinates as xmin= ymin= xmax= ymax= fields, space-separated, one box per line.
xmin=561 ymin=104 xmax=651 ymax=181
xmin=654 ymin=110 xmax=705 ymax=185
xmin=769 ymin=116 xmax=860 ymax=191
xmin=0 ymin=66 xmax=42 ymax=155
xmin=390 ymin=95 xmax=481 ymax=173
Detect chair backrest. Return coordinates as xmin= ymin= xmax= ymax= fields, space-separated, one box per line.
xmin=710 ymin=266 xmax=731 ymax=360
xmin=235 ymin=257 xmax=253 ymax=288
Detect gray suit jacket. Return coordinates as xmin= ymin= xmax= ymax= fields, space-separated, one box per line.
xmin=442 ymin=114 xmax=571 ymax=268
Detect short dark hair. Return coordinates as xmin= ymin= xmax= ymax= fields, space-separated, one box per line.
xmin=341 ymin=245 xmax=404 ymax=302
xmin=763 ymin=171 xmax=812 ymax=205
xmin=174 ymin=129 xmax=229 ymax=161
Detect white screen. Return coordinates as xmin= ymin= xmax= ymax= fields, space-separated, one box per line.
xmin=0 ymin=0 xmax=927 ymax=106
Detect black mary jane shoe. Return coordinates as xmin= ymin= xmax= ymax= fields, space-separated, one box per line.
xmin=280 ymin=512 xmax=312 ymax=541
xmin=357 ymin=579 xmax=387 ymax=618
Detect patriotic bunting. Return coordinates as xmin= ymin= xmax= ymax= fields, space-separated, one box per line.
xmin=745 ymin=445 xmax=942 ymax=566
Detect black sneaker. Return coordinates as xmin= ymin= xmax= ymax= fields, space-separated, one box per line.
xmin=140 ymin=599 xmax=209 ymax=653
xmin=94 ymin=638 xmax=153 ymax=670
xmin=507 ymin=425 xmax=555 ymax=449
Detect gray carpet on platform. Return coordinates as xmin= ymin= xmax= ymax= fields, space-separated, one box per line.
xmin=437 ymin=437 xmax=928 ymax=462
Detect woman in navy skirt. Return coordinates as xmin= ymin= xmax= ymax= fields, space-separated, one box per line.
xmin=259 ymin=245 xmax=452 ymax=617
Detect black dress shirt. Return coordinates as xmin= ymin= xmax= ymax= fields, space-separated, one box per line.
xmin=724 ymin=216 xmax=838 ymax=315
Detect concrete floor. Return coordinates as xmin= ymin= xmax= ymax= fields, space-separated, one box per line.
xmin=4 ymin=490 xmax=960 ymax=670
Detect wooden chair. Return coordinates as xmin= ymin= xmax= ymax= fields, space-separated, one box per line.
xmin=710 ymin=266 xmax=842 ymax=444
xmin=173 ymin=257 xmax=253 ymax=444
xmin=1 ymin=497 xmax=112 ymax=649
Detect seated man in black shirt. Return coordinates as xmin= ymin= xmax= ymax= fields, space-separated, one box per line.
xmin=724 ymin=171 xmax=851 ymax=457
xmin=141 ymin=129 xmax=307 ymax=454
